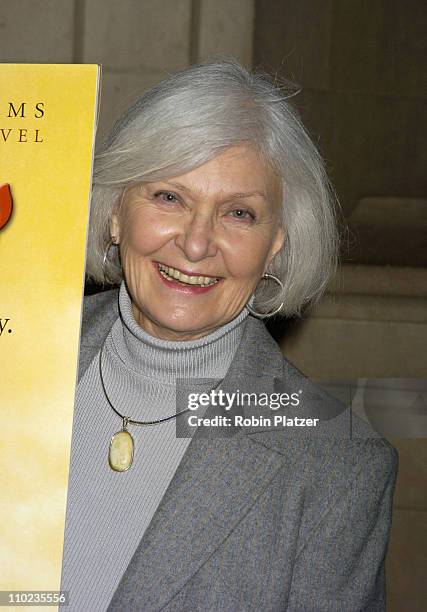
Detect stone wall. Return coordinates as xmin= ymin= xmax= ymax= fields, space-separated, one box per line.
xmin=1 ymin=0 xmax=255 ymax=137
xmin=254 ymin=0 xmax=427 ymax=217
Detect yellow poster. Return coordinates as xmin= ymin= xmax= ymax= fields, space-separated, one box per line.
xmin=0 ymin=64 xmax=100 ymax=609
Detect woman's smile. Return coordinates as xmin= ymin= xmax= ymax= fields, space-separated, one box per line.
xmin=154 ymin=261 xmax=224 ymax=293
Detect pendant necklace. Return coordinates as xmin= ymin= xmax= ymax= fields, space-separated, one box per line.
xmin=98 ymin=342 xmax=191 ymax=472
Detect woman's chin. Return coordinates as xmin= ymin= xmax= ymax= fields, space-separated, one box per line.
xmin=139 ymin=312 xmax=221 ymax=341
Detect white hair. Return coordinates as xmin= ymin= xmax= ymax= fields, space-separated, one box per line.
xmin=88 ymin=59 xmax=339 ymax=317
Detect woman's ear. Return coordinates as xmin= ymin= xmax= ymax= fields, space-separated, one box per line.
xmin=110 ymin=188 xmax=128 ymax=242
xmin=268 ymin=225 xmax=285 ymax=267
xmin=109 ymin=214 xmax=120 ymax=243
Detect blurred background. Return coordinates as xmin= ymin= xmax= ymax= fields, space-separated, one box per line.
xmin=2 ymin=1 xmax=426 ymax=609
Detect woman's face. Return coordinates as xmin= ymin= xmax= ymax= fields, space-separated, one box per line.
xmin=111 ymin=145 xmax=284 ymax=341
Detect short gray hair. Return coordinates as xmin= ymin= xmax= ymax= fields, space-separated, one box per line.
xmin=88 ymin=59 xmax=339 ymax=317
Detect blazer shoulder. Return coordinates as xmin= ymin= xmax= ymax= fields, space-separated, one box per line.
xmin=247 ymin=344 xmax=398 ymax=480
xmin=78 ymin=287 xmax=120 ymax=383
xmin=81 ymin=287 xmax=120 ymax=342
xmin=256 ymin=352 xmax=398 ymax=521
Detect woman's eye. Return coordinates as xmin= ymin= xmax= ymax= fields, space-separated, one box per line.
xmin=229 ymin=208 xmax=255 ymax=221
xmin=155 ymin=191 xmax=179 ymax=204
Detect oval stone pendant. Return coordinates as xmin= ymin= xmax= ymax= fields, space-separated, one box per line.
xmin=109 ymin=422 xmax=134 ymax=472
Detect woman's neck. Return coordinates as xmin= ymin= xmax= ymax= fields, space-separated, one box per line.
xmin=109 ymin=282 xmax=249 ymax=383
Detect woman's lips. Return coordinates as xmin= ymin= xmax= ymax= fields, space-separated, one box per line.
xmin=153 ymin=261 xmax=223 ymax=294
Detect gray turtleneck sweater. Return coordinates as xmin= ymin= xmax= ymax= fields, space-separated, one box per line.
xmin=60 ymin=283 xmax=249 ymax=611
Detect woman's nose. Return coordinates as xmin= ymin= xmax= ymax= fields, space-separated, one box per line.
xmin=175 ymin=212 xmax=217 ymax=262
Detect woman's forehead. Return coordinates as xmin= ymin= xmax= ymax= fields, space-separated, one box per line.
xmin=142 ymin=145 xmax=281 ymax=200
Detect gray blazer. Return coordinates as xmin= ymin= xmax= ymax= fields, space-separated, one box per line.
xmin=78 ymin=289 xmax=397 ymax=612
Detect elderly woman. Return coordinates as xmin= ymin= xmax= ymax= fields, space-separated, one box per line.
xmin=60 ymin=60 xmax=397 ymax=611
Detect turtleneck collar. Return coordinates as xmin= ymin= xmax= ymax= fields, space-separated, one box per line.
xmin=107 ymin=282 xmax=249 ymax=384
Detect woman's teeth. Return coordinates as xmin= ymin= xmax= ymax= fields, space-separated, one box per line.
xmin=157 ymin=263 xmax=219 ymax=287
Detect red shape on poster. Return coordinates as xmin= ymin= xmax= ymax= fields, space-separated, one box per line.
xmin=0 ymin=183 xmax=13 ymax=230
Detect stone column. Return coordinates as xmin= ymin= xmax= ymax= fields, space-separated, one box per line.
xmin=191 ymin=0 xmax=255 ymax=67
xmin=81 ymin=0 xmax=193 ymax=136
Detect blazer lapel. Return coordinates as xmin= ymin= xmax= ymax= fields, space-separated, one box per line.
xmin=108 ymin=434 xmax=285 ymax=611
xmin=107 ymin=316 xmax=287 ymax=611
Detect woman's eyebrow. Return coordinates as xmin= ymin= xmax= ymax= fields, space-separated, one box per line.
xmin=162 ymin=181 xmax=267 ymax=201
xmin=228 ymin=191 xmax=267 ymax=200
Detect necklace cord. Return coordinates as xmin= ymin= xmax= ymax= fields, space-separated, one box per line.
xmin=98 ymin=341 xmax=191 ymax=426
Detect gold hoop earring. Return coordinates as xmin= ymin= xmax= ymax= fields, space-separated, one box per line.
xmin=246 ymin=273 xmax=284 ymax=319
